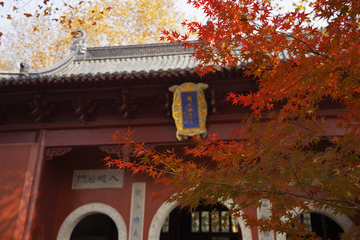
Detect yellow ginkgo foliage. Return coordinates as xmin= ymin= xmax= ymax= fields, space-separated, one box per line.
xmin=0 ymin=58 xmax=16 ymax=71
xmin=0 ymin=0 xmax=189 ymax=70
xmin=0 ymin=14 xmax=69 ymax=69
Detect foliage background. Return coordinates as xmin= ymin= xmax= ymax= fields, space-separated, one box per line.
xmin=0 ymin=0 xmax=199 ymax=69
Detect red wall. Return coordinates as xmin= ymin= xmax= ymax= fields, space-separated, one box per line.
xmin=0 ymin=143 xmax=39 ymax=240
xmin=47 ymin=146 xmax=165 ymax=240
xmin=44 ymin=145 xmax=259 ymax=240
xmin=30 ymin=153 xmax=62 ymax=240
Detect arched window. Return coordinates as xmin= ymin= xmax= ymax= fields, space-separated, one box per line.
xmin=70 ymin=213 xmax=118 ymax=240
xmin=160 ymin=202 xmax=242 ymax=240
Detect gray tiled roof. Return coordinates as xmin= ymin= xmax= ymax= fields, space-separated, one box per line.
xmin=54 ymin=42 xmax=198 ymax=76
xmin=0 ymin=42 xmax=199 ymax=82
xmin=0 ymin=40 xmax=291 ymax=83
xmin=64 ymin=53 xmax=197 ymax=76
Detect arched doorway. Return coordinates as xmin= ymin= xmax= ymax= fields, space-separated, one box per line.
xmin=70 ymin=213 xmax=118 ymax=240
xmin=56 ymin=203 xmax=127 ymax=240
xmin=276 ymin=206 xmax=354 ymax=240
xmin=293 ymin=212 xmax=344 ymax=240
xmin=160 ymin=202 xmax=242 ymax=240
xmin=148 ymin=200 xmax=252 ymax=240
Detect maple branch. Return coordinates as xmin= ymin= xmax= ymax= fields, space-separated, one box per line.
xmin=340 ymin=196 xmax=360 ymax=209
xmin=281 ymin=33 xmax=360 ymax=83
xmin=294 ymin=181 xmax=360 ymax=209
xmin=200 ymin=180 xmax=360 ymax=210
xmin=309 ymin=118 xmax=325 ymax=133
xmin=352 ymin=189 xmax=360 ymax=201
xmin=250 ymin=22 xmax=327 ymax=61
xmin=297 ymin=182 xmax=332 ymax=196
xmin=157 ymin=160 xmax=181 ymax=177
xmin=255 ymin=26 xmax=360 ymax=86
xmin=297 ymin=118 xmax=332 ymax=134
xmin=289 ymin=121 xmax=317 ymax=134
xmin=131 ymin=162 xmax=166 ymax=175
xmin=263 ymin=59 xmax=323 ymax=100
xmin=347 ymin=158 xmax=360 ymax=162
xmin=284 ymin=33 xmax=334 ymax=61
xmin=289 ymin=121 xmax=333 ymax=143
xmin=286 ymin=158 xmax=310 ymax=197
xmin=339 ymin=68 xmax=360 ymax=83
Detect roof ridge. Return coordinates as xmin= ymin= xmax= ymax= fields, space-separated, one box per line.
xmin=29 ymin=51 xmax=76 ymax=76
xmin=84 ymin=42 xmax=194 ymax=59
xmin=76 ymin=51 xmax=192 ymax=62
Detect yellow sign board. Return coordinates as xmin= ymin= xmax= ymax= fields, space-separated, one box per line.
xmin=169 ymin=82 xmax=208 ymax=141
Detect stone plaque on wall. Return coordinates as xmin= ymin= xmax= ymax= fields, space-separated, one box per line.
xmin=129 ymin=182 xmax=146 ymax=240
xmin=72 ymin=169 xmax=124 ymax=189
xmin=257 ymin=199 xmax=274 ymax=240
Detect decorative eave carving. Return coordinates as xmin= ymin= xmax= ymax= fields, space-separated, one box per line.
xmin=99 ymin=145 xmax=133 ymax=162
xmin=70 ymin=29 xmax=87 ymax=55
xmin=29 ymin=94 xmax=56 ymax=123
xmin=46 ymin=147 xmax=72 ymax=160
xmin=19 ymin=60 xmax=30 ymax=77
xmin=73 ymin=98 xmax=98 ymax=121
xmin=210 ymin=90 xmax=225 ymax=114
xmin=99 ymin=145 xmax=123 ymax=158
xmin=115 ymin=94 xmax=141 ymax=119
xmin=157 ymin=93 xmax=171 ymax=117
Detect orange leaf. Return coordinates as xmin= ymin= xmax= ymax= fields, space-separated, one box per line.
xmin=13 ymin=6 xmax=17 ymax=11
xmin=33 ymin=27 xmax=39 ymax=32
xmin=7 ymin=15 xmax=11 ymax=19
xmin=123 ymin=127 xmax=135 ymax=137
xmin=24 ymin=13 xmax=32 ymax=17
xmin=0 ymin=2 xmax=4 ymax=7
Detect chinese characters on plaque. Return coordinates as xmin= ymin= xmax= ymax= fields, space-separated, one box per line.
xmin=181 ymin=91 xmax=199 ymax=128
xmin=72 ymin=169 xmax=124 ymax=189
xmin=257 ymin=200 xmax=274 ymax=240
xmin=169 ymin=82 xmax=208 ymax=141
xmin=129 ymin=182 xmax=146 ymax=240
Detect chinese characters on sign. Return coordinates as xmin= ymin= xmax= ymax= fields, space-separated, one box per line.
xmin=72 ymin=169 xmax=124 ymax=189
xmin=181 ymin=91 xmax=199 ymax=128
xmin=169 ymin=82 xmax=208 ymax=141
xmin=129 ymin=182 xmax=146 ymax=240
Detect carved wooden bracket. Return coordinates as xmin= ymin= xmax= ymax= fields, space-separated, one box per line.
xmin=73 ymin=98 xmax=98 ymax=121
xmin=99 ymin=145 xmax=133 ymax=162
xmin=99 ymin=145 xmax=122 ymax=158
xmin=29 ymin=97 xmax=56 ymax=123
xmin=115 ymin=95 xmax=141 ymax=119
xmin=46 ymin=147 xmax=72 ymax=160
xmin=210 ymin=90 xmax=225 ymax=114
xmin=157 ymin=93 xmax=171 ymax=117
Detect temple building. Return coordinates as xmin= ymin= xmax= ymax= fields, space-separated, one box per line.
xmin=0 ymin=32 xmax=354 ymax=240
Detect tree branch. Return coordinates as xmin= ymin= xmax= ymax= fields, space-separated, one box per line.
xmin=200 ymin=180 xmax=360 ymax=210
